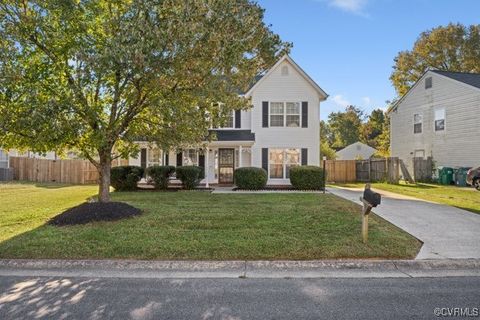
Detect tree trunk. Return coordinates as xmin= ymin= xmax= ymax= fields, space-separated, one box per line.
xmin=98 ymin=154 xmax=112 ymax=203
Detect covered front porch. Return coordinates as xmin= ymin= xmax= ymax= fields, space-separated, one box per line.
xmin=130 ymin=141 xmax=254 ymax=187
xmin=202 ymin=141 xmax=254 ymax=187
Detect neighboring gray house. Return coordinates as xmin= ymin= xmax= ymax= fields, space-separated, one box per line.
xmin=389 ymin=69 xmax=480 ymax=172
xmin=0 ymin=149 xmax=8 ymax=168
xmin=335 ymin=142 xmax=376 ymax=160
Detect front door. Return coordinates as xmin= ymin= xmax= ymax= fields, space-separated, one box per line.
xmin=218 ymin=148 xmax=235 ymax=184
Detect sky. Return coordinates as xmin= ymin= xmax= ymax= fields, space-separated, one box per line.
xmin=257 ymin=0 xmax=480 ymax=120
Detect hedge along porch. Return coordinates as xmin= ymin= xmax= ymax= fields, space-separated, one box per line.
xmin=128 ymin=141 xmax=310 ymax=187
xmin=129 ymin=140 xmax=255 ymax=187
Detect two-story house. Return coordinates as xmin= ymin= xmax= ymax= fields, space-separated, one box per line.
xmin=389 ymin=69 xmax=480 ymax=173
xmin=129 ymin=55 xmax=328 ymax=185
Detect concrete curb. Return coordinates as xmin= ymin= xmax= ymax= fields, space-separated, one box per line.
xmin=0 ymin=259 xmax=479 ymax=279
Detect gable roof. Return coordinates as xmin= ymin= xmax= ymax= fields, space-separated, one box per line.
xmin=244 ymin=55 xmax=328 ymax=100
xmin=335 ymin=142 xmax=376 ymax=160
xmin=430 ymin=70 xmax=480 ymax=90
xmin=388 ymin=69 xmax=480 ymax=114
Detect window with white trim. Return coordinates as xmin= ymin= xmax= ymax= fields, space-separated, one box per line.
xmin=286 ymin=102 xmax=300 ymax=127
xmin=269 ymin=148 xmax=300 ymax=179
xmin=270 ymin=102 xmax=284 ymax=127
xmin=221 ymin=111 xmax=234 ymax=128
xmin=148 ymin=148 xmax=162 ymax=166
xmin=270 ymin=102 xmax=301 ymax=127
xmin=434 ymin=108 xmax=445 ymax=131
xmin=414 ymin=114 xmax=422 ymax=134
xmin=183 ymin=149 xmax=198 ymax=166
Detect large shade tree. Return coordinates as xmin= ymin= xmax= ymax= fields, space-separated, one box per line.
xmin=390 ymin=23 xmax=480 ymax=96
xmin=0 ymin=0 xmax=289 ymax=201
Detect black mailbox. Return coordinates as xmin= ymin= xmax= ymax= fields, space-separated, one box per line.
xmin=363 ymin=188 xmax=381 ymax=207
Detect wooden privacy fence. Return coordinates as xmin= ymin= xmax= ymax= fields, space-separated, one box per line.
xmin=325 ymin=157 xmax=400 ymax=184
xmin=324 ymin=160 xmax=356 ymax=183
xmin=9 ymin=157 xmax=127 ymax=184
xmin=413 ymin=157 xmax=433 ymax=182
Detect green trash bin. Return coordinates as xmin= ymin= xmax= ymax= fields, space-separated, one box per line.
xmin=439 ymin=167 xmax=454 ymax=185
xmin=454 ymin=167 xmax=470 ymax=187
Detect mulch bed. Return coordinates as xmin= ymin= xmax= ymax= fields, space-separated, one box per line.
xmin=233 ymin=186 xmax=325 ymax=191
xmin=136 ymin=184 xmax=214 ymax=192
xmin=48 ymin=202 xmax=142 ymax=226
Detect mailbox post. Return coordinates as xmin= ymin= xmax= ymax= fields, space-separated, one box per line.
xmin=359 ymin=183 xmax=381 ymax=243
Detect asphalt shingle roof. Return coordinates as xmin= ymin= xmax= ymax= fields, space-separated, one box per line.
xmin=431 ymin=70 xmax=480 ymax=89
xmin=208 ymin=130 xmax=255 ymax=141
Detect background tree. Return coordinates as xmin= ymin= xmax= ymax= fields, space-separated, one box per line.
xmin=361 ymin=108 xmax=385 ymax=148
xmin=328 ymin=105 xmax=364 ymax=149
xmin=320 ymin=141 xmax=336 ymax=160
xmin=0 ymin=0 xmax=289 ymax=202
xmin=390 ymin=23 xmax=480 ymax=96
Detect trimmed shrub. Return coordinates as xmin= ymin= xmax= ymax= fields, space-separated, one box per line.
xmin=175 ymin=166 xmax=204 ymax=190
xmin=234 ymin=167 xmax=268 ymax=190
xmin=110 ymin=166 xmax=144 ymax=191
xmin=289 ymin=166 xmax=325 ymax=190
xmin=146 ymin=165 xmax=175 ymax=190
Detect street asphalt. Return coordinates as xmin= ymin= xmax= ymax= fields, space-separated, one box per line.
xmin=1 ymin=275 xmax=479 ymax=319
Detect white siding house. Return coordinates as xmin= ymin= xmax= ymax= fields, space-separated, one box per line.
xmin=336 ymin=142 xmax=376 ymax=160
xmin=389 ymin=70 xmax=480 ymax=172
xmin=130 ymin=55 xmax=328 ymax=185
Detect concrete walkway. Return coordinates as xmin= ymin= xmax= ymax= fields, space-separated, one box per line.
xmin=327 ymin=187 xmax=480 ymax=260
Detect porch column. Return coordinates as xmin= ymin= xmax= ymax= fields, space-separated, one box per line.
xmin=238 ymin=145 xmax=243 ymax=168
xmin=205 ymin=147 xmax=209 ymax=188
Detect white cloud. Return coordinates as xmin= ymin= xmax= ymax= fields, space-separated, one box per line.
xmin=332 ymin=94 xmax=350 ymax=108
xmin=362 ymin=96 xmax=371 ymax=106
xmin=325 ymin=0 xmax=369 ymax=15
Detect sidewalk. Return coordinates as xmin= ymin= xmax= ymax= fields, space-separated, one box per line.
xmin=1 ymin=259 xmax=479 ymax=279
xmin=327 ymin=187 xmax=480 ymax=260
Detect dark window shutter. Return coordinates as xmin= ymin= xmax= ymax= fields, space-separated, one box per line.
xmin=199 ymin=154 xmax=205 ymax=169
xmin=164 ymin=151 xmax=169 ymax=165
xmin=262 ymin=148 xmax=268 ymax=172
xmin=235 ymin=110 xmax=241 ymax=128
xmin=140 ymin=148 xmax=147 ymax=169
xmin=176 ymin=152 xmax=183 ymax=167
xmin=262 ymin=101 xmax=269 ymax=128
xmin=301 ymin=101 xmax=308 ymax=128
xmin=301 ymin=148 xmax=308 ymax=165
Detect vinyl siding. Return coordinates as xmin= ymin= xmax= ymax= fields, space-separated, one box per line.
xmin=390 ymin=71 xmax=480 ymax=171
xmin=250 ymin=59 xmax=321 ymax=184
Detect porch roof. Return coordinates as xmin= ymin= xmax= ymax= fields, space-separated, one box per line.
xmin=208 ymin=130 xmax=255 ymax=142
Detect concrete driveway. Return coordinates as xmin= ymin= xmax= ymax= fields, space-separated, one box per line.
xmin=327 ymin=187 xmax=480 ymax=259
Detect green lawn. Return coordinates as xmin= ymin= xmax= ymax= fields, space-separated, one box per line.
xmin=0 ymin=183 xmax=421 ymax=260
xmin=330 ymin=182 xmax=480 ymax=214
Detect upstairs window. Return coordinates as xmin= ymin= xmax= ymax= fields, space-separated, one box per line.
xmin=270 ymin=102 xmax=284 ymax=127
xmin=425 ymin=77 xmax=432 ymax=89
xmin=222 ymin=111 xmax=234 ymax=128
xmin=434 ymin=108 xmax=445 ymax=131
xmin=281 ymin=65 xmax=289 ymax=76
xmin=286 ymin=102 xmax=300 ymax=127
xmin=414 ymin=114 xmax=423 ymax=134
xmin=270 ymin=102 xmax=301 ymax=127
